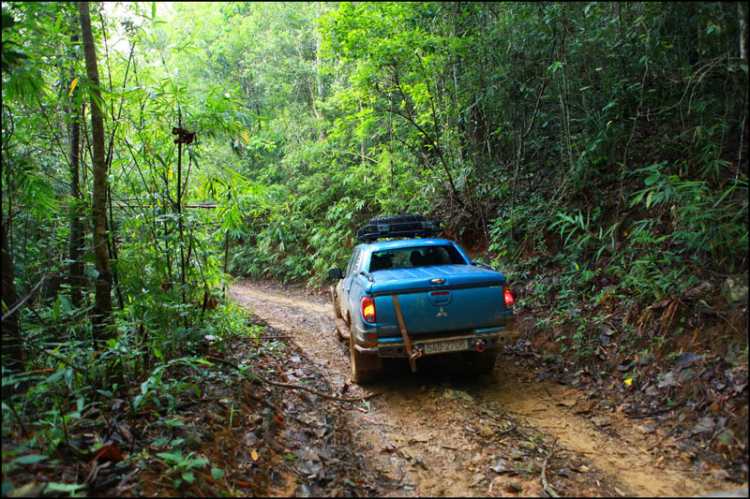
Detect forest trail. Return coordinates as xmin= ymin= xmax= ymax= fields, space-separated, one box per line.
xmin=230 ymin=280 xmax=727 ymax=497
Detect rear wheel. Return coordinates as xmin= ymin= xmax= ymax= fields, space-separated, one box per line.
xmin=464 ymin=349 xmax=498 ymax=376
xmin=349 ymin=334 xmax=381 ymax=383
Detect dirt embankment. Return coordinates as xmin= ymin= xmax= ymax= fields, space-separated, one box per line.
xmin=230 ymin=280 xmax=738 ymax=497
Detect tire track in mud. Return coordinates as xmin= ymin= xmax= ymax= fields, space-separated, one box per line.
xmin=230 ymin=280 xmax=725 ymax=497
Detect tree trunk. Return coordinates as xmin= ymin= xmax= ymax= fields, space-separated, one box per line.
xmin=67 ymin=32 xmax=84 ymax=309
xmin=739 ymin=2 xmax=748 ymax=66
xmin=78 ymin=1 xmax=113 ymax=341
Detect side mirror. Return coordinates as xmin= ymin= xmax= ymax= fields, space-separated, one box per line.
xmin=328 ymin=268 xmax=344 ymax=280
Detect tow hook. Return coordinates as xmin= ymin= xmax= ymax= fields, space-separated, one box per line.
xmin=411 ymin=346 xmax=424 ymax=359
xmin=476 ymin=339 xmax=486 ymax=353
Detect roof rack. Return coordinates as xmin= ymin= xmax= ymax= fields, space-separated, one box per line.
xmin=356 ymin=220 xmax=442 ymax=242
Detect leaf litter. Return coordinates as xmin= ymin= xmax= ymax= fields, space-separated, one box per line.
xmin=506 ymin=303 xmax=748 ymax=494
xmin=1 ymin=312 xmax=395 ymax=497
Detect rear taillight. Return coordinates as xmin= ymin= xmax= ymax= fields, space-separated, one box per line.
xmin=503 ymin=286 xmax=514 ymax=308
xmin=361 ymin=296 xmax=376 ymax=323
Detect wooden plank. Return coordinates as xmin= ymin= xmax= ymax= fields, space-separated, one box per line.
xmin=392 ymin=294 xmax=417 ymax=373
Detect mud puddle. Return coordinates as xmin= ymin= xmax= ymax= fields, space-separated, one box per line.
xmin=230 ymin=280 xmax=726 ymax=497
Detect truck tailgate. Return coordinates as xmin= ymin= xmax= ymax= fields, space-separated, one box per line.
xmin=370 ymin=265 xmax=509 ymax=337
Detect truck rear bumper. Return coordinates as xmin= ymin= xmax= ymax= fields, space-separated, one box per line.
xmin=354 ymin=325 xmax=521 ymax=357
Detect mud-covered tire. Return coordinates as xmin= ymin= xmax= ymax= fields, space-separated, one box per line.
xmin=335 ymin=318 xmax=350 ymax=342
xmin=349 ymin=334 xmax=381 ymax=383
xmin=330 ymin=285 xmax=343 ymax=319
xmin=368 ymin=214 xmax=426 ymax=225
xmin=465 ymin=349 xmax=498 ymax=376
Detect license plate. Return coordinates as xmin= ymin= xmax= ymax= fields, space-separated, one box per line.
xmin=423 ymin=339 xmax=469 ymax=355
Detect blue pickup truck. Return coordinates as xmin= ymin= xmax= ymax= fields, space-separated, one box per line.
xmin=328 ymin=215 xmax=517 ymax=382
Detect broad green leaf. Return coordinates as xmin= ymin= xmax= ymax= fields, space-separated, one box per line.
xmin=46 ymin=369 xmax=66 ymax=384
xmin=45 ymin=483 xmax=86 ymax=493
xmin=644 ymin=174 xmax=660 ymax=186
xmin=157 ymin=451 xmax=184 ymax=463
xmin=188 ymin=458 xmax=209 ymax=469
xmin=13 ymin=455 xmax=48 ymax=465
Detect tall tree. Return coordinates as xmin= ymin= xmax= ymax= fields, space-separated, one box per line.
xmin=67 ymin=31 xmax=84 ymax=308
xmin=77 ymin=1 xmax=112 ymax=339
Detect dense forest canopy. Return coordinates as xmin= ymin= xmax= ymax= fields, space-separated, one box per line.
xmin=1 ymin=1 xmax=747 ymax=495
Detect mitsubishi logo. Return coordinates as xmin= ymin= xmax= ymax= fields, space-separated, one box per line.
xmin=437 ymin=306 xmax=448 ymax=318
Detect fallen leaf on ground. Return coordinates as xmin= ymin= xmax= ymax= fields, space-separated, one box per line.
xmin=557 ymin=468 xmax=571 ymax=478
xmin=591 ymin=416 xmax=611 ymax=427
xmin=691 ymin=416 xmax=715 ymax=435
xmin=412 ymin=456 xmax=428 ymax=470
xmin=675 ymin=352 xmax=702 ymax=368
xmin=86 ymin=444 xmax=124 ymax=466
xmin=657 ymin=371 xmax=679 ymax=389
xmin=489 ymin=459 xmax=514 ymax=474
xmin=710 ymin=469 xmax=730 ymax=480
xmin=116 ymin=424 xmax=133 ymax=443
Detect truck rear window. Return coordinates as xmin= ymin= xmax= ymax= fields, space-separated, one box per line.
xmin=369 ymin=246 xmax=466 ymax=271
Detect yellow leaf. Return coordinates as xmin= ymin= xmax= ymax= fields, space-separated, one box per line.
xmin=242 ymin=131 xmax=249 ymax=145
xmin=168 ymin=167 xmax=173 ymax=182
xmin=251 ymin=449 xmax=258 ymax=461
xmin=624 ymin=378 xmax=633 ymax=386
xmin=69 ymin=77 xmax=79 ymax=96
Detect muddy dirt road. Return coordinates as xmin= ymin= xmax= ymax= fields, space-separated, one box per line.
xmin=230 ymin=281 xmax=727 ymax=497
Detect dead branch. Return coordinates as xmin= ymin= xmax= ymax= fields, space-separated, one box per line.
xmin=1 ymin=276 xmax=46 ymax=322
xmin=497 ymin=424 xmax=517 ymax=436
xmin=206 ymin=355 xmax=379 ymax=404
xmin=541 ymin=439 xmax=560 ymax=498
xmin=625 ymin=398 xmax=685 ymax=419
xmin=647 ymin=421 xmax=681 ymax=452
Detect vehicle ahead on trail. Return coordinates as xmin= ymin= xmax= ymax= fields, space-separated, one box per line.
xmin=328 ymin=215 xmax=518 ymax=383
